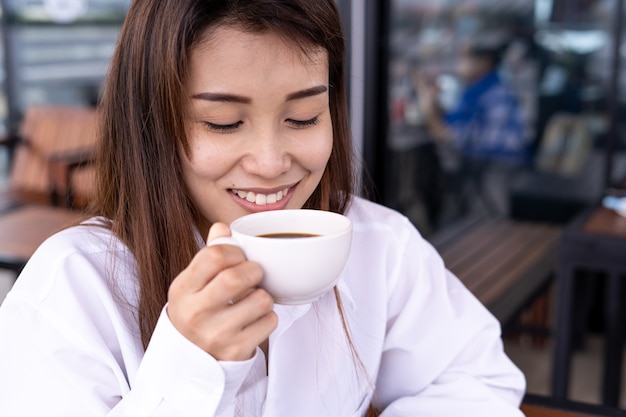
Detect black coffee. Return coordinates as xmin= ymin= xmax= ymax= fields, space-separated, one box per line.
xmin=258 ymin=233 xmax=320 ymax=238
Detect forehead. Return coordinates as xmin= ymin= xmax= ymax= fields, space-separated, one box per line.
xmin=191 ymin=25 xmax=328 ymax=77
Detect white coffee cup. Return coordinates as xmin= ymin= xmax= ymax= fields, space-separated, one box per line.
xmin=208 ymin=209 xmax=352 ymax=305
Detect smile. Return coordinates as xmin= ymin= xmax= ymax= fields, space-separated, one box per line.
xmin=231 ymin=187 xmax=291 ymax=206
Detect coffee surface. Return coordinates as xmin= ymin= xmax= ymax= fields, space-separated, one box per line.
xmin=258 ymin=232 xmax=320 ymax=238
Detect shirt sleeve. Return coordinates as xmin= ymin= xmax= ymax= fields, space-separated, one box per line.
xmin=0 ymin=288 xmax=255 ymax=417
xmin=373 ymin=224 xmax=526 ymax=416
xmin=111 ymin=308 xmax=257 ymax=417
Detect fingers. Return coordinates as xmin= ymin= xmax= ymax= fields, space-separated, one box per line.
xmin=175 ymin=221 xmax=245 ymax=294
xmin=226 ymin=288 xmax=274 ymax=322
xmin=202 ymin=260 xmax=264 ymax=306
xmin=169 ymin=284 xmax=276 ymax=361
xmin=173 ymin=244 xmax=245 ymax=294
xmin=212 ymin=296 xmax=278 ymax=361
xmin=233 ymin=309 xmax=278 ymax=359
xmin=207 ymin=222 xmax=231 ymax=244
xmin=167 ymin=221 xmax=278 ymax=361
xmin=202 ymin=308 xmax=278 ymax=361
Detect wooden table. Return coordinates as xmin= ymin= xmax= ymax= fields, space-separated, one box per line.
xmin=523 ymin=404 xmax=606 ymax=417
xmin=523 ymin=394 xmax=626 ymax=417
xmin=0 ymin=205 xmax=83 ymax=273
xmin=552 ymin=206 xmax=626 ymax=407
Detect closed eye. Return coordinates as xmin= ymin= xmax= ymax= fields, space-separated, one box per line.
xmin=203 ymin=120 xmax=243 ymax=133
xmin=286 ymin=116 xmax=319 ymax=129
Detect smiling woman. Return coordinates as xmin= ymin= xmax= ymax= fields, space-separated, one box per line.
xmin=0 ymin=0 xmax=525 ymax=416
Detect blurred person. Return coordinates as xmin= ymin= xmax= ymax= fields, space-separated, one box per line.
xmin=416 ymin=38 xmax=530 ymax=215
xmin=418 ymin=39 xmax=530 ymax=163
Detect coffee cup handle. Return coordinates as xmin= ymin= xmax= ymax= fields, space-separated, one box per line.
xmin=206 ymin=236 xmax=241 ymax=248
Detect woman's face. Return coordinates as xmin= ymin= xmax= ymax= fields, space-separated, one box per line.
xmin=183 ymin=26 xmax=333 ymax=231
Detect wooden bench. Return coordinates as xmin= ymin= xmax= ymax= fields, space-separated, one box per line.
xmin=430 ymin=216 xmax=561 ymax=327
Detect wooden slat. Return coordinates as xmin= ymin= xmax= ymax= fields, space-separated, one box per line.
xmin=3 ymin=105 xmax=99 ymax=210
xmin=439 ymin=220 xmax=514 ymax=271
xmin=8 ymin=144 xmax=49 ymax=194
xmin=22 ymin=106 xmax=99 ymax=156
xmin=0 ymin=189 xmax=50 ymax=213
xmin=460 ymin=225 xmax=554 ymax=286
xmin=521 ymin=404 xmax=596 ymax=417
xmin=451 ymin=223 xmax=543 ymax=290
xmin=475 ymin=226 xmax=560 ymax=306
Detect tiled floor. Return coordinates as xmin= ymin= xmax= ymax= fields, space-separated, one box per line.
xmin=505 ymin=336 xmax=626 ymax=409
xmin=501 ymin=287 xmax=626 ymax=409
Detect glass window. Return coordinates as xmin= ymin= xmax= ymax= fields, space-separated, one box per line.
xmin=1 ymin=0 xmax=130 ymax=134
xmin=385 ymin=0 xmax=536 ymax=235
xmin=381 ymin=0 xmax=625 ymax=236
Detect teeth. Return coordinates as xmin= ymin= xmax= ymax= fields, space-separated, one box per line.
xmin=255 ymin=194 xmax=267 ymax=205
xmin=232 ymin=188 xmax=290 ymax=206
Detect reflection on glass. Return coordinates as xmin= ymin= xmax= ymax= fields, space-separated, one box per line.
xmin=383 ymin=0 xmax=626 ymax=234
xmin=386 ymin=0 xmax=536 ymax=234
xmin=1 ymin=1 xmax=130 ymax=135
xmin=4 ymin=0 xmax=128 ymax=23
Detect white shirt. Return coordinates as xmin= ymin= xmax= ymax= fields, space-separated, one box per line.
xmin=0 ymin=197 xmax=525 ymax=416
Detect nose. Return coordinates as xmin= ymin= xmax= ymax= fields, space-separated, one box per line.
xmin=241 ymin=128 xmax=291 ymax=179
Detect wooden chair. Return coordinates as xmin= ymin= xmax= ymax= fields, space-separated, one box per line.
xmin=0 ymin=105 xmax=98 ymax=213
xmin=0 ymin=135 xmax=51 ymax=212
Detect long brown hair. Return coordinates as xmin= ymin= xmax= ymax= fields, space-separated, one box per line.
xmin=92 ymin=0 xmax=354 ymax=349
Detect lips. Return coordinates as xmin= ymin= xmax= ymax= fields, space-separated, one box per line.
xmin=231 ymin=187 xmax=291 ymax=206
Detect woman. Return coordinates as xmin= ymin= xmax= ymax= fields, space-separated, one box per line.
xmin=0 ymin=0 xmax=525 ymax=415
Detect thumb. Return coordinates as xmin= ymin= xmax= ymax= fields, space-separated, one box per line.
xmin=206 ymin=222 xmax=232 ymax=244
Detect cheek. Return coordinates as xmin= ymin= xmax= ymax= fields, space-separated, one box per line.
xmin=298 ymin=125 xmax=334 ymax=173
xmin=182 ymin=138 xmax=236 ymax=184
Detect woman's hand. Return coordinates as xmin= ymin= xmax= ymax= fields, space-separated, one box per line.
xmin=167 ymin=223 xmax=278 ymax=361
xmin=413 ymin=70 xmax=453 ymax=142
xmin=413 ymin=70 xmax=441 ymax=121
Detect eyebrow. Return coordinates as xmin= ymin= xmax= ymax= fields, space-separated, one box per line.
xmin=191 ymin=85 xmax=328 ymax=104
xmin=191 ymin=92 xmax=251 ymax=104
xmin=285 ymin=85 xmax=328 ymax=101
